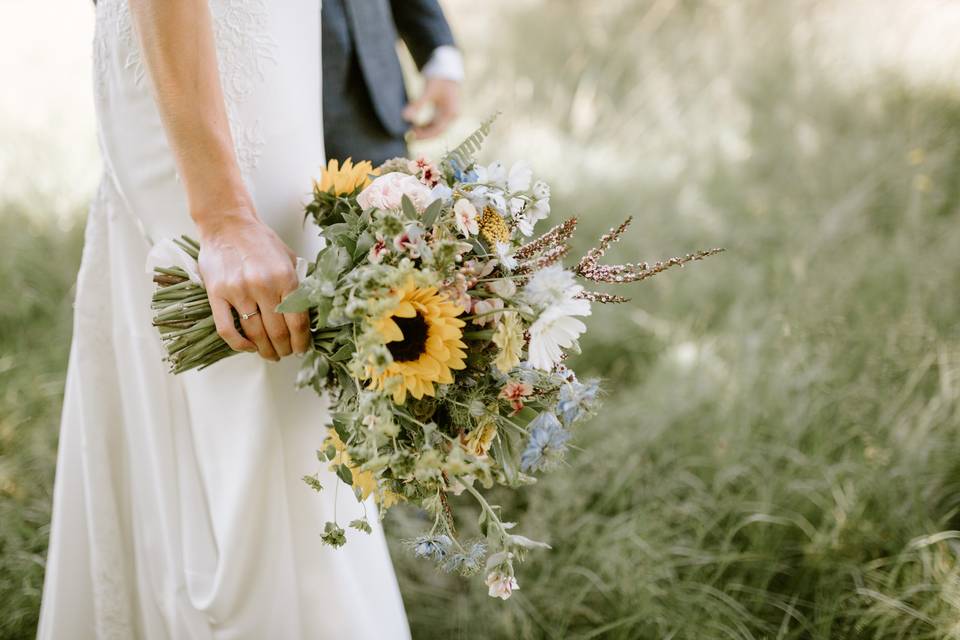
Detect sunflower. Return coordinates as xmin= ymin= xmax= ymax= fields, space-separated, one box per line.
xmin=367 ymin=279 xmax=468 ymax=404
xmin=315 ymin=157 xmax=376 ymax=196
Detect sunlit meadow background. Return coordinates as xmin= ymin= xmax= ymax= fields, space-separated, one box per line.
xmin=4 ymin=0 xmax=960 ymax=638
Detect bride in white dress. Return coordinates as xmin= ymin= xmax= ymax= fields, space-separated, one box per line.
xmin=37 ymin=1 xmax=410 ymax=637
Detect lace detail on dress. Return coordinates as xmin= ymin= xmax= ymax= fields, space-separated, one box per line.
xmin=92 ymin=0 xmax=145 ymax=102
xmin=74 ymin=184 xmax=138 ymax=640
xmin=92 ymin=0 xmax=276 ymax=177
xmin=212 ymin=0 xmax=277 ymax=178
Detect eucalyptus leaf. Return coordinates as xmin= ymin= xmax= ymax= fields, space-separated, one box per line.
xmin=401 ymin=194 xmax=418 ymax=220
xmin=276 ymin=285 xmax=313 ymax=313
xmin=422 ymin=199 xmax=443 ymax=227
xmin=312 ymin=297 xmax=334 ymax=328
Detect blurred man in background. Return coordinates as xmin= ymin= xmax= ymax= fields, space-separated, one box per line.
xmin=322 ymin=0 xmax=463 ymax=165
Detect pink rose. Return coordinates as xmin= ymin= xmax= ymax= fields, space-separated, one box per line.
xmin=356 ymin=172 xmax=434 ymax=213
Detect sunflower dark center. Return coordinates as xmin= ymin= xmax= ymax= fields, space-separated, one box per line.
xmin=387 ymin=312 xmax=429 ymax=362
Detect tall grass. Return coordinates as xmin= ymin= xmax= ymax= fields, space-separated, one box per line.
xmin=0 ymin=210 xmax=83 ymax=638
xmin=389 ymin=1 xmax=960 ymax=638
xmin=2 ymin=1 xmax=960 ymax=638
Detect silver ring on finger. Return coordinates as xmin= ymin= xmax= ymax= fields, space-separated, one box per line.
xmin=240 ymin=308 xmax=261 ymax=321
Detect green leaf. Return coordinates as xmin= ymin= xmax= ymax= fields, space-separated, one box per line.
xmin=349 ymin=518 xmax=372 ymax=534
xmin=441 ymin=113 xmax=499 ymax=173
xmin=354 ymin=231 xmax=374 ymax=260
xmin=312 ymin=298 xmax=334 ymax=328
xmin=302 ymin=474 xmax=323 ymax=492
xmin=331 ymin=416 xmax=351 ymax=442
xmin=401 ymin=194 xmax=418 ymax=220
xmin=320 ymin=521 xmax=346 ymax=548
xmin=422 ymin=199 xmax=443 ymax=227
xmin=328 ymin=343 xmax=355 ymax=362
xmin=316 ymin=244 xmax=350 ymax=281
xmin=336 ymin=464 xmax=354 ymax=485
xmin=323 ymin=222 xmax=350 ymax=243
xmin=312 ymin=353 xmax=330 ymax=379
xmin=276 ymin=285 xmax=313 ymax=313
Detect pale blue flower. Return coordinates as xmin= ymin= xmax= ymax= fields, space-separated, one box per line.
xmin=520 ymin=412 xmax=571 ymax=473
xmin=411 ymin=535 xmax=452 ymax=561
xmin=556 ymin=379 xmax=600 ymax=425
xmin=443 ymin=541 xmax=487 ymax=575
xmin=450 ymin=158 xmax=478 ymax=184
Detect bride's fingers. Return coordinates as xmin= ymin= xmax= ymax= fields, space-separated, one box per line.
xmin=236 ymin=301 xmax=279 ymax=361
xmin=257 ymin=295 xmax=293 ymax=358
xmin=210 ymin=296 xmax=256 ymax=352
xmin=284 ymin=311 xmax=311 ymax=355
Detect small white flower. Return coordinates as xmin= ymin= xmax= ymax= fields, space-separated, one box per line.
xmin=368 ymin=236 xmax=389 ymax=264
xmin=533 ymin=197 xmax=550 ymax=217
xmin=453 ymin=198 xmax=479 ymax=237
xmin=526 ymin=198 xmax=551 ymax=231
xmin=485 ymin=571 xmax=519 ymax=600
xmin=507 ymin=162 xmax=533 ymax=192
xmin=514 ymin=212 xmax=534 ymax=237
xmin=508 ymin=197 xmax=526 ymax=216
xmin=527 ymin=298 xmax=592 ymax=371
xmin=393 ymin=227 xmax=423 ymax=258
xmin=486 ymin=191 xmax=507 ymax=214
xmin=523 ymin=265 xmax=582 ymax=308
xmin=495 ymin=242 xmax=518 ymax=270
xmin=476 ymin=160 xmax=507 ymax=186
xmin=532 ymin=180 xmax=550 ymax=200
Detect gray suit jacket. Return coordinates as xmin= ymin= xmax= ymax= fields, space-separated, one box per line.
xmin=322 ymin=0 xmax=455 ymax=165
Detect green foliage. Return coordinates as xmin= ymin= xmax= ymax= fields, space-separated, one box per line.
xmin=0 ymin=207 xmax=83 ymax=639
xmin=440 ymin=112 xmax=498 ymax=174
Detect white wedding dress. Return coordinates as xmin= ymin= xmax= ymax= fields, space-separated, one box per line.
xmin=37 ymin=1 xmax=411 ymax=638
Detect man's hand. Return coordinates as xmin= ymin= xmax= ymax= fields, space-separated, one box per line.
xmin=402 ymin=77 xmax=461 ymax=140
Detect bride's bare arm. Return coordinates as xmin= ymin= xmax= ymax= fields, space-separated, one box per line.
xmin=129 ymin=0 xmax=310 ymax=360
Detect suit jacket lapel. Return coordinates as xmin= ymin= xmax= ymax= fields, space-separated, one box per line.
xmin=342 ymin=0 xmax=408 ymax=136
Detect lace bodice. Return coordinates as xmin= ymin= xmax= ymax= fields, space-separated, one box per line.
xmin=92 ymin=0 xmax=277 ymax=178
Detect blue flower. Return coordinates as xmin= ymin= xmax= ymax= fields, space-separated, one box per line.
xmin=442 ymin=541 xmax=487 ymax=576
xmin=556 ymin=379 xmax=600 ymax=426
xmin=411 ymin=535 xmax=452 ymax=561
xmin=450 ymin=158 xmax=479 ymax=184
xmin=520 ymin=412 xmax=571 ymax=473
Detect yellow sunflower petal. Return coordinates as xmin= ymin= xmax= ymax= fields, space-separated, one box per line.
xmin=393 ymin=301 xmax=417 ymax=318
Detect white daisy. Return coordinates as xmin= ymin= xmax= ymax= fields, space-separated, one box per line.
xmin=527 ymin=298 xmax=591 ymax=371
xmin=523 ymin=265 xmax=582 ymax=309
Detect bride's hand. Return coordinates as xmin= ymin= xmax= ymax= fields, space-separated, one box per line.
xmin=197 ymin=207 xmax=310 ymax=360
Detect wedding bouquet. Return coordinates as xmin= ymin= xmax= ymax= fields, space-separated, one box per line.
xmin=151 ymin=118 xmax=720 ymax=599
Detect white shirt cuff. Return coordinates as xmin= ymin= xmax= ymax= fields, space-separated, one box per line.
xmin=421 ymin=45 xmax=464 ymax=83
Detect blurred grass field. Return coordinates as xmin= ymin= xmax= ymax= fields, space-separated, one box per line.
xmin=3 ymin=1 xmax=960 ymax=638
